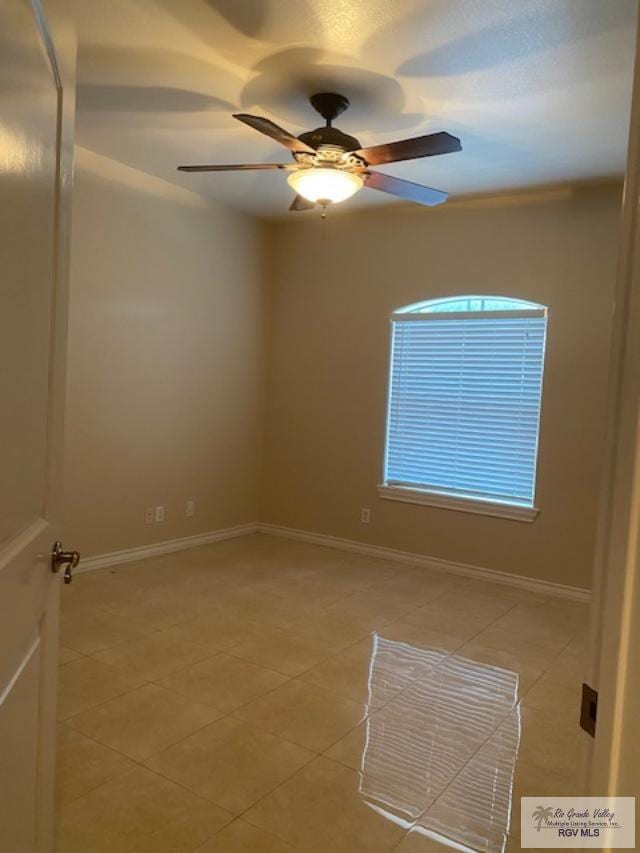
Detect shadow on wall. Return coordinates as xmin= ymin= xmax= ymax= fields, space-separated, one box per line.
xmin=76 ymin=44 xmax=240 ymax=131
xmin=155 ymin=0 xmax=315 ymax=42
xmin=358 ymin=0 xmax=640 ymax=135
xmin=202 ymin=0 xmax=269 ymax=37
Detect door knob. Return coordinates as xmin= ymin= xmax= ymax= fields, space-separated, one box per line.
xmin=51 ymin=541 xmax=80 ymax=585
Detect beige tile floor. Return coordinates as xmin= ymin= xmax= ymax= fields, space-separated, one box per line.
xmin=55 ymin=534 xmax=589 ymax=853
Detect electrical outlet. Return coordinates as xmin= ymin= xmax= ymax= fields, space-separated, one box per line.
xmin=155 ymin=505 xmax=165 ymax=523
xmin=361 ymin=507 xmax=371 ymax=524
xmin=186 ymin=500 xmax=195 ymax=517
xmin=144 ymin=507 xmax=154 ymax=525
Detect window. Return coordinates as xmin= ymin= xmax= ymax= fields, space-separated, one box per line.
xmin=380 ymin=295 xmax=548 ymax=521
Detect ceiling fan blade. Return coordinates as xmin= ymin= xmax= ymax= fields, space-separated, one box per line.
xmin=233 ymin=113 xmax=316 ymax=154
xmin=355 ymin=131 xmax=461 ymax=166
xmin=365 ymin=171 xmax=448 ymax=206
xmin=177 ymin=163 xmax=295 ymax=172
xmin=289 ymin=195 xmax=315 ymax=212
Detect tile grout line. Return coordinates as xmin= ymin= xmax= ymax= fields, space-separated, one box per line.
xmin=60 ymin=586 xmax=557 ymax=773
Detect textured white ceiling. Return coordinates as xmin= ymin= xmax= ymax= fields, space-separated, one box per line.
xmin=71 ymin=0 xmax=638 ymax=218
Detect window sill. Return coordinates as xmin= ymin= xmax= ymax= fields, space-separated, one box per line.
xmin=377 ymin=485 xmax=539 ymax=522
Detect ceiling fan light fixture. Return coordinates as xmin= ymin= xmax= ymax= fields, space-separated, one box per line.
xmin=287 ymin=167 xmax=363 ymax=204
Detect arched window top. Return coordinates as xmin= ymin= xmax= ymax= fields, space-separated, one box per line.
xmin=394 ymin=295 xmax=546 ymax=316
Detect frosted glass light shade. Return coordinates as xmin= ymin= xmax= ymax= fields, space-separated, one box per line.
xmin=287 ymin=168 xmax=363 ymax=204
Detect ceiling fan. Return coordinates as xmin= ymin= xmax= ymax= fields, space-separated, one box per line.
xmin=177 ymin=92 xmax=462 ymax=214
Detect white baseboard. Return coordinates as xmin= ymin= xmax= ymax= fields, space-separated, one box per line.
xmin=77 ymin=523 xmax=259 ymax=573
xmin=75 ymin=519 xmax=591 ymax=604
xmin=257 ymin=523 xmax=591 ymax=603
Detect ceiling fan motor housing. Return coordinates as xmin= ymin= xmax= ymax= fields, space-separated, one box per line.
xmin=297 ymin=125 xmax=361 ymax=154
xmin=297 ymin=93 xmax=361 ymax=158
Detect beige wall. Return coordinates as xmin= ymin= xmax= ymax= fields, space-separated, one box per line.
xmin=65 ymin=165 xmax=621 ymax=589
xmin=64 ymin=148 xmax=267 ymax=556
xmin=262 ymin=185 xmax=622 ymax=590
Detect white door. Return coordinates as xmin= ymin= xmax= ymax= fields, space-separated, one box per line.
xmin=0 ymin=1 xmax=75 ymax=851
xmin=585 ymin=19 xmax=640 ymax=806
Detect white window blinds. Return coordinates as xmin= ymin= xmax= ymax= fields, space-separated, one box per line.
xmin=384 ymin=306 xmax=547 ymax=508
